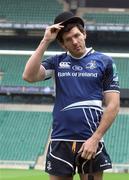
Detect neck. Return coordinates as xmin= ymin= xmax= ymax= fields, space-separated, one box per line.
xmin=68 ymin=48 xmax=92 ymax=59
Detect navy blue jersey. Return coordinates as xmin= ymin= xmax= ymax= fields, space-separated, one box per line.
xmin=42 ymin=49 xmax=119 ymax=141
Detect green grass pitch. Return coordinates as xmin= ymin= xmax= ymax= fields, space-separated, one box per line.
xmin=0 ymin=169 xmax=129 ymax=180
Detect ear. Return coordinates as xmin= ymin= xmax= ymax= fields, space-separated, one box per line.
xmin=83 ymin=31 xmax=87 ymax=40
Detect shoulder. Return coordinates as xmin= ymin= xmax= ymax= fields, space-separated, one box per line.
xmin=94 ymin=51 xmax=113 ymax=61
xmin=44 ymin=52 xmax=68 ymax=63
xmin=93 ymin=51 xmax=114 ymax=67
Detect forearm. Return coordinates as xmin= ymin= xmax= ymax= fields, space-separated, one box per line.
xmin=92 ymin=95 xmax=120 ymax=142
xmin=22 ymin=39 xmax=50 ymax=82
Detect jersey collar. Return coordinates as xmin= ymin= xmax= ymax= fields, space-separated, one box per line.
xmin=68 ymin=47 xmax=94 ymax=59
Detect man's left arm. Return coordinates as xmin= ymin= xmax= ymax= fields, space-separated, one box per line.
xmin=92 ymin=91 xmax=120 ymax=141
xmin=79 ymin=92 xmax=120 ymax=160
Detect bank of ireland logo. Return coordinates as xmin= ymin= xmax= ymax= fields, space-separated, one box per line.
xmin=85 ymin=60 xmax=97 ymax=69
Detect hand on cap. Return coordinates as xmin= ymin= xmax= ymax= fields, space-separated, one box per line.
xmin=43 ymin=23 xmax=64 ymax=43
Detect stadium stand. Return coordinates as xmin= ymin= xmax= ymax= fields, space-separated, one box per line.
xmin=0 ymin=0 xmax=129 ymax=173
xmin=0 ymin=110 xmax=52 ymax=164
xmin=0 ymin=0 xmax=63 ymax=24
xmin=83 ymin=12 xmax=129 ymax=24
xmin=104 ymin=114 xmax=129 ymax=164
xmin=114 ymin=58 xmax=129 ymax=89
xmin=0 ymin=55 xmax=53 ymax=87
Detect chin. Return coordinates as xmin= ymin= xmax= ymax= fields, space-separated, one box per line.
xmin=74 ymin=53 xmax=83 ymax=58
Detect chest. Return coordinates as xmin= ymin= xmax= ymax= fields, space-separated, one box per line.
xmin=55 ymin=59 xmax=104 ymax=83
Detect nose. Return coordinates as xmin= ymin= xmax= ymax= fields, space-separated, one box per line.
xmin=72 ymin=38 xmax=77 ymax=45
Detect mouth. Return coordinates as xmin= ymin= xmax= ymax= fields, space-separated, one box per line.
xmin=74 ymin=46 xmax=81 ymax=51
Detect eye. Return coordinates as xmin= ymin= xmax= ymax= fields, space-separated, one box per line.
xmin=65 ymin=37 xmax=71 ymax=43
xmin=74 ymin=33 xmax=80 ymax=38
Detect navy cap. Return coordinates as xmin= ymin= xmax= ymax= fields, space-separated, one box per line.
xmin=54 ymin=11 xmax=84 ymax=27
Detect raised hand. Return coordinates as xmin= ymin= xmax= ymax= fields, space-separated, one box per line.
xmin=43 ymin=23 xmax=64 ymax=43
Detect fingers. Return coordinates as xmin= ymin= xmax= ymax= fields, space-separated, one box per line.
xmin=78 ymin=143 xmax=96 ymax=160
xmin=43 ymin=23 xmax=64 ymax=42
xmin=47 ymin=23 xmax=64 ymax=33
xmin=81 ymin=150 xmax=95 ymax=160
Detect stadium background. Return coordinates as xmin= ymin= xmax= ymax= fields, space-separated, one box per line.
xmin=0 ymin=0 xmax=129 ymax=179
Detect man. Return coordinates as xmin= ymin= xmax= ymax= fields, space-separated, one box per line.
xmin=23 ymin=11 xmax=120 ymax=180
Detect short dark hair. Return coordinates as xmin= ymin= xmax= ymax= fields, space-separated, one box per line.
xmin=57 ymin=23 xmax=85 ymax=43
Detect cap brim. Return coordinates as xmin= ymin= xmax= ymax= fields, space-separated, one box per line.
xmin=60 ymin=17 xmax=84 ymax=27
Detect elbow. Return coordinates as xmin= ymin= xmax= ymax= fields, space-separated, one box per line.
xmin=22 ymin=72 xmax=34 ymax=83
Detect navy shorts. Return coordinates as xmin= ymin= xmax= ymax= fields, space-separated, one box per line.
xmin=45 ymin=141 xmax=112 ymax=177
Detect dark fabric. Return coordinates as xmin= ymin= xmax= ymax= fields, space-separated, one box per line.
xmin=45 ymin=141 xmax=112 ymax=176
xmin=54 ymin=11 xmax=84 ymax=27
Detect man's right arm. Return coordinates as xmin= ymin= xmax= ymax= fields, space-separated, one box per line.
xmin=22 ymin=39 xmax=50 ymax=82
xmin=22 ymin=23 xmax=64 ymax=82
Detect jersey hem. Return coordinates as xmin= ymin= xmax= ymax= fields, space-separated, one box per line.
xmin=51 ymin=139 xmax=104 ymax=142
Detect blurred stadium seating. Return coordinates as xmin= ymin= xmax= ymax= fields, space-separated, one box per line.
xmin=0 ymin=0 xmax=63 ymax=24
xmin=114 ymin=58 xmax=129 ymax=89
xmin=83 ymin=12 xmax=129 ymax=25
xmin=0 ymin=0 xmax=129 ymax=172
xmin=0 ymin=110 xmax=52 ymax=166
xmin=0 ymin=54 xmax=52 ymax=87
xmin=104 ymin=114 xmax=129 ymax=164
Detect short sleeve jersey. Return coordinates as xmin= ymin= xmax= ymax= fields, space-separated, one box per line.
xmin=42 ymin=49 xmax=120 ymax=141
